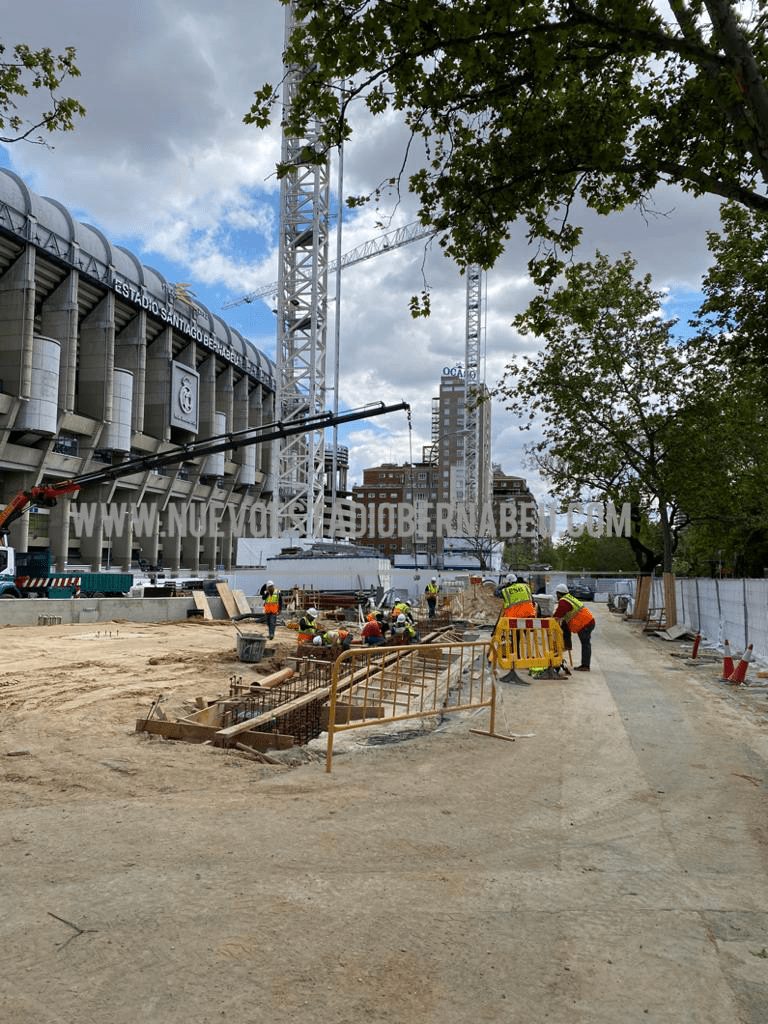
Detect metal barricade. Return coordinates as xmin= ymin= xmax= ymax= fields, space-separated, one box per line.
xmin=492 ymin=617 xmax=565 ymax=673
xmin=326 ymin=639 xmax=503 ymax=772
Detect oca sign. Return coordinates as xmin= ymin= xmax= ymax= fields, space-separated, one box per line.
xmin=442 ymin=366 xmax=477 ymax=380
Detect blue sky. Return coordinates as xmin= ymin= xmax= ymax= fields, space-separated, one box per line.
xmin=0 ymin=0 xmax=725 ymax=496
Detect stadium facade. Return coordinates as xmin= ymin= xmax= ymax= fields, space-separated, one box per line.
xmin=0 ymin=168 xmax=276 ymax=573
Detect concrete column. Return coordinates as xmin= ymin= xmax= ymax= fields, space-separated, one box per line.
xmin=111 ymin=492 xmax=134 ymax=571
xmin=49 ymin=496 xmax=72 ymax=571
xmin=78 ymin=292 xmax=115 ymax=423
xmin=0 ymin=244 xmax=35 ymax=404
xmin=159 ymin=509 xmax=181 ymax=572
xmin=198 ymin=357 xmax=216 ymax=438
xmin=41 ymin=270 xmax=79 ymax=414
xmin=115 ymin=309 xmax=147 ymax=434
xmin=77 ymin=483 xmax=108 ymax=571
xmin=144 ymin=326 xmax=173 ymax=441
xmin=181 ymin=505 xmax=201 ymax=572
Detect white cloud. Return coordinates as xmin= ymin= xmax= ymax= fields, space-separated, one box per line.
xmin=1 ymin=1 xmax=724 ymax=499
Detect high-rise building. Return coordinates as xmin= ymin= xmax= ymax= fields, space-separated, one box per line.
xmin=430 ymin=370 xmax=492 ymax=506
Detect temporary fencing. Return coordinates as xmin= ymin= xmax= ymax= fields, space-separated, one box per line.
xmin=325 ymin=638 xmax=503 ymax=772
xmin=614 ymin=576 xmax=768 ymax=665
xmin=491 ymin=617 xmax=565 ymax=674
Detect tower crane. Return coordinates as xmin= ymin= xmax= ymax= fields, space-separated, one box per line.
xmin=222 ymin=220 xmax=433 ymax=310
xmin=242 ymin=1 xmax=485 ymax=538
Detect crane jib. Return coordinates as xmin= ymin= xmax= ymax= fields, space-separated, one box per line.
xmin=0 ymin=401 xmax=410 ymax=534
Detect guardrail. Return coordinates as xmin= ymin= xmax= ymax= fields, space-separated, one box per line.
xmin=325 ymin=638 xmax=510 ymax=772
xmin=491 ymin=617 xmax=565 ymax=675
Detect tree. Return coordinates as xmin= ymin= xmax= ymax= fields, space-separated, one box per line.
xmin=0 ymin=41 xmax=85 ymax=144
xmin=248 ymin=1 xmax=768 ymax=285
xmin=694 ymin=201 xmax=768 ymax=370
xmin=500 ymin=251 xmax=719 ymax=573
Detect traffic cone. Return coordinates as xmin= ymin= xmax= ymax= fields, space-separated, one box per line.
xmin=728 ymin=644 xmax=754 ymax=686
xmin=720 ymin=640 xmax=735 ymax=681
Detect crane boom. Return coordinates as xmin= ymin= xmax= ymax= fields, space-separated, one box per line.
xmin=0 ymin=400 xmax=410 ymax=536
xmin=221 ymin=221 xmax=433 ymax=310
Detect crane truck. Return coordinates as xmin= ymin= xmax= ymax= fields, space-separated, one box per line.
xmin=0 ymin=401 xmax=410 ymax=599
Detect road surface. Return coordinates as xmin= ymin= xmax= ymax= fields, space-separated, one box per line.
xmin=1 ymin=606 xmax=767 ymax=1023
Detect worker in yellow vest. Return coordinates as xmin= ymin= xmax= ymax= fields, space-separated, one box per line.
xmin=425 ymin=577 xmax=440 ymax=618
xmin=262 ymin=580 xmax=282 ymax=640
xmin=554 ymin=583 xmax=595 ymax=671
xmin=501 ymin=577 xmax=536 ymax=619
xmin=297 ymin=606 xmax=321 ymax=645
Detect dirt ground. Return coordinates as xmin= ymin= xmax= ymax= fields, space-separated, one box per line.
xmin=2 ymin=590 xmax=768 ymax=1023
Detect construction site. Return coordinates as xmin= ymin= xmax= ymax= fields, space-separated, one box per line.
xmin=2 ymin=582 xmax=768 ymax=1023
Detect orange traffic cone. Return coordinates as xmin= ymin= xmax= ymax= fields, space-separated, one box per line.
xmin=720 ymin=640 xmax=735 ymax=681
xmin=728 ymin=644 xmax=754 ymax=686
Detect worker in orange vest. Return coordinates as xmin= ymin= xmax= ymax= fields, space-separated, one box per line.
xmin=261 ymin=580 xmax=282 ymax=640
xmin=501 ymin=577 xmax=536 ymax=619
xmin=554 ymin=583 xmax=595 ymax=671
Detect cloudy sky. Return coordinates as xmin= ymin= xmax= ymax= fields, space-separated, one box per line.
xmin=1 ymin=0 xmax=724 ymax=500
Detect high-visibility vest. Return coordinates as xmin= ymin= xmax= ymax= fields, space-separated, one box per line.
xmin=502 ymin=582 xmax=536 ymax=617
xmin=263 ymin=589 xmax=281 ymax=614
xmin=297 ymin=614 xmax=318 ymax=644
xmin=560 ymin=594 xmax=594 ymax=633
xmin=426 ymin=583 xmax=439 ymax=595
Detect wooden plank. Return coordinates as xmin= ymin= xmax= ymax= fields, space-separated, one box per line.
xmin=136 ymin=717 xmax=294 ymax=750
xmin=192 ymin=589 xmax=213 ymax=620
xmin=216 ymin=581 xmax=239 ymax=619
xmin=233 ymin=589 xmax=252 ymax=615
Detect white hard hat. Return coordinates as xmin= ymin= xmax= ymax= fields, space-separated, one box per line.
xmin=267 ymin=580 xmax=274 ymax=587
xmin=397 ymin=614 xmax=407 ymax=623
xmin=556 ymin=583 xmax=568 ymax=595
xmin=431 ymin=577 xmax=437 ymax=582
xmin=307 ymin=607 xmax=318 ymax=616
xmin=312 ymin=635 xmax=323 ymax=645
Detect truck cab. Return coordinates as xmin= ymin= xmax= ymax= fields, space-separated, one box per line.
xmin=0 ymin=544 xmax=21 ymax=598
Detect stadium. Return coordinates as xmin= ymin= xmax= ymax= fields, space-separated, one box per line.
xmin=0 ymin=168 xmax=276 ymax=574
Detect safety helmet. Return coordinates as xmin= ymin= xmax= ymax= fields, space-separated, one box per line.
xmin=397 ymin=614 xmax=407 ymax=623
xmin=267 ymin=580 xmax=274 ymax=587
xmin=555 ymin=583 xmax=568 ymax=595
xmin=431 ymin=577 xmax=437 ymax=582
xmin=307 ymin=607 xmax=318 ymax=616
xmin=312 ymin=635 xmax=323 ymax=645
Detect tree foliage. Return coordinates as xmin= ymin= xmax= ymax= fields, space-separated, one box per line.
xmin=500 ymin=251 xmax=722 ymax=571
xmin=694 ymin=201 xmax=768 ymax=370
xmin=248 ymin=1 xmax=768 ymax=282
xmin=0 ymin=41 xmax=85 ymax=144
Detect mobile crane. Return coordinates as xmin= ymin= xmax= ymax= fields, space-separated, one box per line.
xmin=0 ymin=400 xmax=409 ymax=598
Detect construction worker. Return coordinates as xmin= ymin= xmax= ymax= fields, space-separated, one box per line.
xmin=361 ymin=617 xmax=386 ymax=646
xmin=391 ymin=599 xmax=414 ymax=624
xmin=261 ymin=580 xmax=282 ymax=640
xmin=554 ymin=583 xmax=595 ymax=671
xmin=392 ymin=613 xmax=418 ymax=643
xmin=297 ymin=606 xmax=321 ymax=645
xmin=425 ymin=577 xmax=440 ymax=618
xmin=501 ymin=576 xmax=536 ymax=619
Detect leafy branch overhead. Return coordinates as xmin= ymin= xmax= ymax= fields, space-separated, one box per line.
xmin=0 ymin=42 xmax=85 ymax=144
xmin=247 ymin=0 xmax=768 ymax=281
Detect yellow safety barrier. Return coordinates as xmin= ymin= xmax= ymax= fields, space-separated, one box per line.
xmin=491 ymin=617 xmax=565 ymax=673
xmin=325 ymin=640 xmax=514 ymax=772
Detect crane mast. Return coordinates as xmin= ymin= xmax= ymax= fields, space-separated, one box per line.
xmin=463 ymin=264 xmax=482 ymax=506
xmin=274 ymin=1 xmax=330 ymax=538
